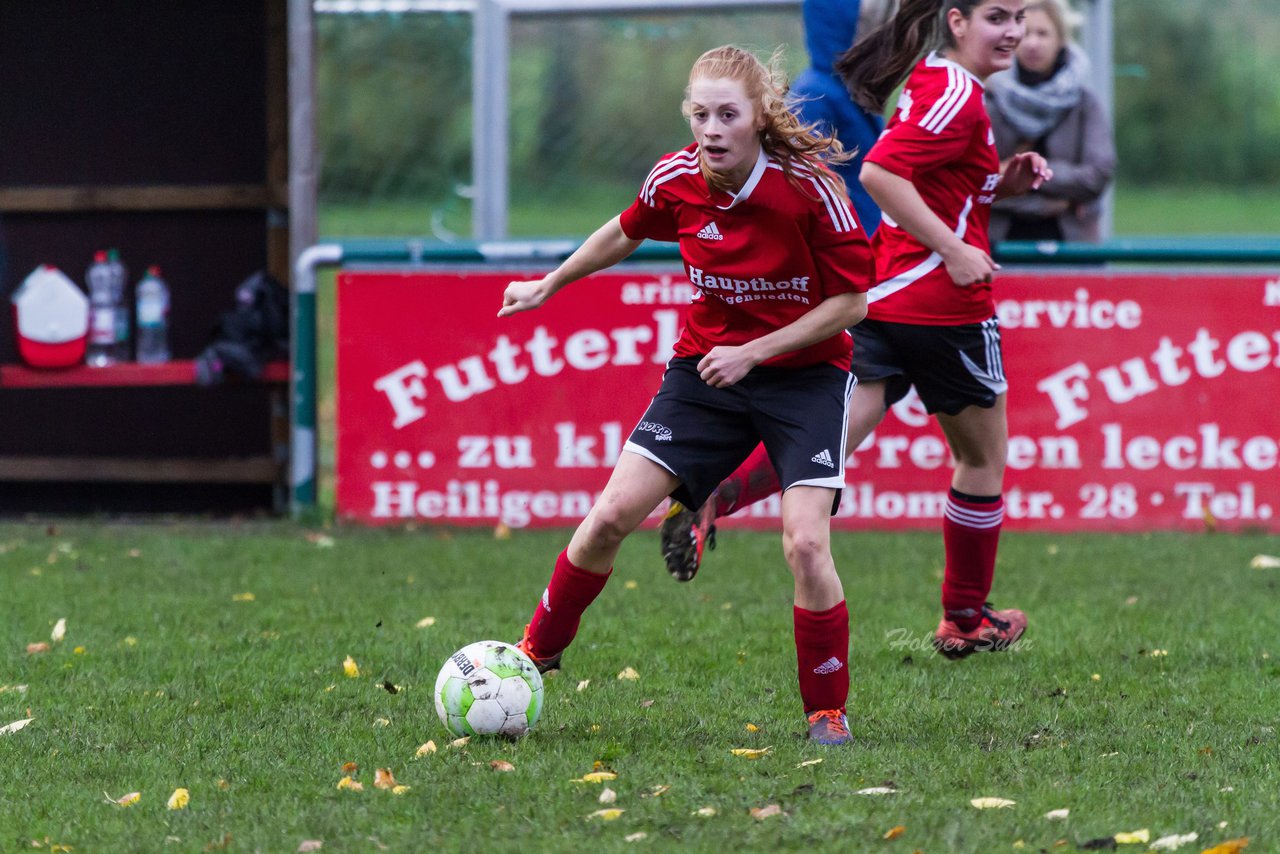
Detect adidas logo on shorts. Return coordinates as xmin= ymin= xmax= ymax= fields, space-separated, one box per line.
xmin=813 ymin=656 xmax=844 ymax=675
xmin=810 ymin=448 xmax=834 ymax=468
xmin=696 ymin=221 xmax=724 ymax=241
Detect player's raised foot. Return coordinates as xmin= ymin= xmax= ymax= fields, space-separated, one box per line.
xmin=515 ymin=624 xmax=563 ymax=674
xmin=660 ymin=495 xmax=716 ymax=582
xmin=932 ymin=603 xmax=1028 ymax=660
xmin=806 ymin=709 xmax=853 ymax=746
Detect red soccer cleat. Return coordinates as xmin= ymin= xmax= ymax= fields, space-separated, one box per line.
xmin=659 ymin=495 xmax=717 ymax=582
xmin=514 ymin=624 xmax=563 ymax=674
xmin=932 ymin=603 xmax=1028 ymax=660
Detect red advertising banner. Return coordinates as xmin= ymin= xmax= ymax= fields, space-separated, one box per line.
xmin=336 ymin=269 xmax=1280 ymax=532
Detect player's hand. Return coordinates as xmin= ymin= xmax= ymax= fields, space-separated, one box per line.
xmin=698 ymin=345 xmax=757 ymax=388
xmin=999 ymin=152 xmax=1054 ymax=197
xmin=941 ymin=242 xmax=999 ymax=287
xmin=497 ymin=279 xmax=552 ymax=317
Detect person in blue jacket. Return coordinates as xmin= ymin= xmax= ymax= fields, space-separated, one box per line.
xmin=789 ymin=0 xmax=896 ymax=234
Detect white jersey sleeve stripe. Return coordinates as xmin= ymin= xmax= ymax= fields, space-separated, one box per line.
xmin=918 ymin=66 xmax=958 ymax=130
xmin=641 ymin=152 xmax=699 ymax=205
xmin=920 ymin=67 xmax=971 ymax=135
xmin=927 ymin=74 xmax=971 ymax=134
xmin=767 ymin=161 xmax=857 ymax=233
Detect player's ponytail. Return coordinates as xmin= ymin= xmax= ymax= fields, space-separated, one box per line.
xmin=837 ymin=0 xmax=981 ymax=114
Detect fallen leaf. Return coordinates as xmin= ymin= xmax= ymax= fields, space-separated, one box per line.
xmin=624 ymin=832 xmax=647 ymax=842
xmin=449 ymin=737 xmax=470 ymax=749
xmin=745 ymin=723 xmax=759 ymax=732
xmin=576 ymin=680 xmax=590 ymax=692
xmin=104 ymin=791 xmax=141 ymax=807
xmin=586 ymin=809 xmax=625 ymax=821
xmin=1092 ymin=673 xmax=1102 ymax=681
xmin=205 ymin=833 xmax=232 ymax=851
xmin=490 ymin=760 xmax=515 ymax=772
xmin=306 ymin=533 xmax=336 ymax=548
xmin=883 ymin=825 xmax=906 ymax=840
xmin=855 ymin=787 xmax=897 ymax=795
xmin=1044 ymin=808 xmax=1070 ymax=820
xmin=167 ymin=788 xmax=190 ymax=810
xmin=297 ymin=842 xmax=323 ymax=852
xmin=694 ymin=807 xmax=717 ymax=817
xmin=341 ymin=762 xmax=358 ymax=774
xmin=26 ymin=643 xmax=50 ymax=655
xmin=639 ymin=699 xmax=655 ymax=708
xmin=336 ymin=776 xmax=364 ymax=792
xmin=750 ymin=804 xmax=783 ymax=820
xmin=217 ymin=779 xmax=230 ymax=791
xmin=492 ymin=523 xmax=511 ymax=540
xmin=374 ymin=768 xmax=398 ymax=789
xmin=391 ymin=785 xmax=410 ymax=795
xmin=571 ymin=771 xmax=617 ymax=783
xmin=617 ymin=667 xmax=640 ymax=681
xmin=1200 ymin=839 xmax=1249 ymax=854
xmin=795 ymin=758 xmax=823 ymax=769
xmin=415 ymin=617 xmax=436 ymax=628
xmin=643 ymin=785 xmax=670 ymax=798
xmin=970 ymin=797 xmax=1016 ymax=809
xmin=373 ymin=718 xmax=391 ymax=728
xmin=1150 ymin=833 xmax=1198 ymax=851
xmin=73 ymin=646 xmax=85 ymax=655
xmin=598 ymin=787 xmax=617 ymax=805
xmin=1250 ymin=554 xmax=1280 ymax=569
xmin=342 ymin=656 xmax=360 ymax=678
xmin=0 ymin=684 xmax=28 ymax=694
xmin=1114 ymin=829 xmax=1150 ymax=844
xmin=730 ymin=747 xmax=771 ymax=759
xmin=51 ymin=618 xmax=67 ymax=642
xmin=415 ymin=741 xmax=437 ymax=757
xmin=624 ymin=579 xmax=638 ymax=590
xmin=0 ymin=718 xmax=33 ymax=736
xmin=232 ymin=592 xmax=255 ymax=602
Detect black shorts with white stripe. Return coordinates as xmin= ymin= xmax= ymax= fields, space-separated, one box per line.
xmin=849 ymin=317 xmax=1007 ymax=416
xmin=623 ymin=357 xmax=854 ymax=513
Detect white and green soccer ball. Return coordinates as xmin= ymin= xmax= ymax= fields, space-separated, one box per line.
xmin=434 ymin=640 xmax=544 ymax=737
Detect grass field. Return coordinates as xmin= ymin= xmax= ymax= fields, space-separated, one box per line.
xmin=4 ymin=523 xmax=1277 ymax=852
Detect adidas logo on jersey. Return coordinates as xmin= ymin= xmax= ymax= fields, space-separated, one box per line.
xmin=696 ymin=221 xmax=724 ymax=241
xmin=811 ymin=449 xmax=834 ymax=468
xmin=813 ymin=656 xmax=844 ymax=675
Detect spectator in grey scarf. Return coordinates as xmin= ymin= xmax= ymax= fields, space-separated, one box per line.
xmin=985 ymin=0 xmax=1115 ymax=242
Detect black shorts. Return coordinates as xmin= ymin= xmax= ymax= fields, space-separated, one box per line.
xmin=850 ymin=317 xmax=1007 ymax=416
xmin=625 ymin=357 xmax=854 ymax=512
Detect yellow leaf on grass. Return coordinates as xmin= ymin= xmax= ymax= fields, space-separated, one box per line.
xmin=1 ymin=718 xmax=33 ymax=736
xmin=642 ymin=785 xmax=670 ymax=798
xmin=624 ymin=580 xmax=638 ymax=590
xmin=617 ymin=667 xmax=640 ymax=681
xmin=571 ymin=771 xmax=617 ymax=783
xmin=73 ymin=646 xmax=85 ymax=655
xmin=374 ymin=768 xmax=398 ymax=789
xmin=598 ymin=787 xmax=617 ymax=805
xmin=694 ymin=807 xmax=717 ymax=817
xmin=1200 ymin=839 xmax=1249 ymax=854
xmin=1044 ymin=808 xmax=1070 ymax=820
xmin=343 ymin=656 xmax=360 ymax=678
xmin=730 ymin=747 xmax=772 ymax=759
xmin=373 ymin=718 xmax=391 ymax=728
xmin=587 ymin=809 xmax=625 ymax=821
xmin=415 ymin=617 xmax=436 ymax=628
xmin=166 ymin=788 xmax=190 ymax=810
xmin=490 ymin=760 xmax=515 ymax=772
xmin=1149 ymin=832 xmax=1198 ymax=851
xmin=104 ymin=791 xmax=141 ymax=807
xmin=750 ymin=804 xmax=783 ymax=820
xmin=1114 ymin=829 xmax=1150 ymax=844
xmin=796 ymin=758 xmax=823 ymax=769
xmin=855 ymin=787 xmax=897 ymax=795
xmin=336 ymin=776 xmax=364 ymax=792
xmin=970 ymin=797 xmax=1016 ymax=809
xmin=1250 ymin=554 xmax=1280 ymax=569
xmin=577 ymin=680 xmax=591 ymax=692
xmin=625 ymin=832 xmax=647 ymax=842
xmin=297 ymin=842 xmax=324 ymax=852
xmin=341 ymin=762 xmax=359 ymax=774
xmin=449 ymin=737 xmax=470 ymax=749
xmin=391 ymin=785 xmax=410 ymax=795
xmin=883 ymin=825 xmax=906 ymax=840
xmin=745 ymin=723 xmax=759 ymax=732
xmin=232 ymin=592 xmax=255 ymax=602
xmin=415 ymin=741 xmax=437 ymax=757
xmin=51 ymin=618 xmax=67 ymax=642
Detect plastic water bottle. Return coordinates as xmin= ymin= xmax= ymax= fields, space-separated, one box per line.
xmin=135 ymin=266 xmax=171 ymax=364
xmin=85 ymin=249 xmax=128 ymax=366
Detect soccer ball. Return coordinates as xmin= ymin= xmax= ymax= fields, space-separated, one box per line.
xmin=434 ymin=640 xmax=544 ymax=737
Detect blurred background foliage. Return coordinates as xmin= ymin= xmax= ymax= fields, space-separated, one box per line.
xmin=315 ymin=0 xmax=1280 ymax=237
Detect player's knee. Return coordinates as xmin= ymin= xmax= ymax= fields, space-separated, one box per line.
xmin=782 ymin=528 xmax=830 ymax=579
xmin=581 ymin=505 xmax=634 ymax=550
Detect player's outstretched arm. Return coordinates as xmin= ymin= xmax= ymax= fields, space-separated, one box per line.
xmin=498 ymin=216 xmax=642 ymax=317
xmin=994 ymin=151 xmax=1053 ymax=200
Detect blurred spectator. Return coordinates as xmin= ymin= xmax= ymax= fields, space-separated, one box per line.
xmin=789 ymin=0 xmax=898 ymax=234
xmin=985 ymin=0 xmax=1115 ymax=242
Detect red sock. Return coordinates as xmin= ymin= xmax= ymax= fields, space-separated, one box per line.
xmin=941 ymin=490 xmax=1004 ymax=631
xmin=526 ymin=550 xmax=611 ymax=657
xmin=793 ymin=600 xmax=850 ymax=714
xmin=716 ymin=443 xmax=781 ymax=517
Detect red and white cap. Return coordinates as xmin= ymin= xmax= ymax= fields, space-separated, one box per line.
xmin=11 ymin=265 xmax=90 ymax=368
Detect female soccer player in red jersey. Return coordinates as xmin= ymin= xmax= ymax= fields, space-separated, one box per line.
xmin=661 ymin=0 xmax=1051 ymax=660
xmin=500 ymin=45 xmax=876 ymax=744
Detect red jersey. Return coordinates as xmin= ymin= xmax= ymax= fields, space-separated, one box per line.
xmin=863 ymin=52 xmax=1002 ymax=325
xmin=619 ymin=144 xmax=874 ymax=370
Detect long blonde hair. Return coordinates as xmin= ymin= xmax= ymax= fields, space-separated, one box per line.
xmin=683 ymin=45 xmax=852 ymax=200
